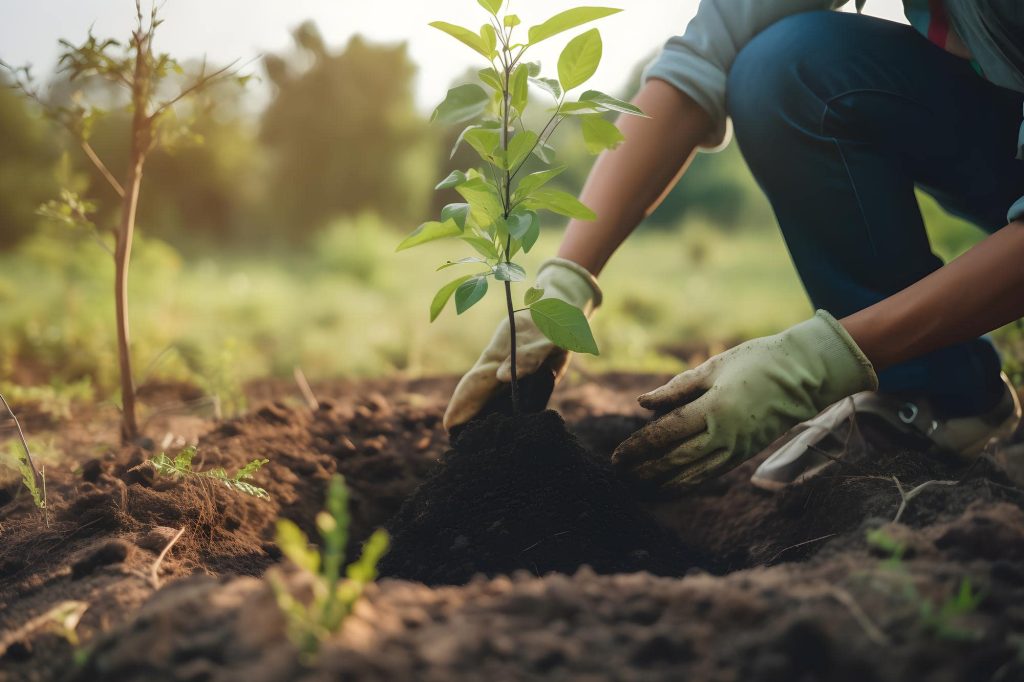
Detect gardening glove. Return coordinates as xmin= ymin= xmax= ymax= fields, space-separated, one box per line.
xmin=612 ymin=310 xmax=878 ymax=492
xmin=443 ymin=257 xmax=602 ymax=431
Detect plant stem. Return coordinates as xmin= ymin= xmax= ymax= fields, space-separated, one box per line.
xmin=500 ymin=42 xmax=520 ymax=414
xmin=115 ymin=22 xmax=153 ymax=444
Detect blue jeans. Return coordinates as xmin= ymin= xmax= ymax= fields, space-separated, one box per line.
xmin=726 ymin=11 xmax=1024 ymax=417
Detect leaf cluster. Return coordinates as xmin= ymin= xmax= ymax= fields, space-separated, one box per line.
xmin=147 ymin=446 xmax=270 ymax=499
xmin=272 ymin=475 xmax=389 ymax=656
xmin=397 ymin=2 xmax=646 ymax=355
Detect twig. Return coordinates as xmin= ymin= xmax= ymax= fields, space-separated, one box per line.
xmin=0 ymin=393 xmax=45 ymax=521
xmin=829 ymin=587 xmax=890 ymax=646
xmin=293 ymin=366 xmax=319 ymax=410
xmin=149 ymin=526 xmax=185 ymax=589
xmin=891 ymin=476 xmax=958 ymax=524
xmin=763 ymin=533 xmax=837 ymax=565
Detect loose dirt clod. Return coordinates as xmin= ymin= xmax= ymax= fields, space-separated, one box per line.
xmin=379 ymin=410 xmax=702 ymax=584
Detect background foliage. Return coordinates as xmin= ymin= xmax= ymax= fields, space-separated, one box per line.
xmin=0 ymin=21 xmax=1013 ymax=406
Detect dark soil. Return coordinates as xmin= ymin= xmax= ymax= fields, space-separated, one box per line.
xmin=380 ymin=410 xmax=701 ymax=584
xmin=1 ymin=373 xmax=1024 ymax=682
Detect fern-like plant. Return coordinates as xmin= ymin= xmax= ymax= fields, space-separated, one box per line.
xmin=146 ymin=446 xmax=270 ymax=499
xmin=271 ymin=474 xmax=389 ymax=656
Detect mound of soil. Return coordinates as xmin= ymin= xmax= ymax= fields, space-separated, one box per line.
xmin=4 ymin=373 xmax=1024 ymax=682
xmin=380 ymin=410 xmax=700 ymax=584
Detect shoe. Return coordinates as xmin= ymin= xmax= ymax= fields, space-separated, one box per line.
xmin=749 ymin=373 xmax=1022 ymax=492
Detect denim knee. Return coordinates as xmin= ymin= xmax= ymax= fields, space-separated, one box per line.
xmin=726 ymin=11 xmax=851 ymax=156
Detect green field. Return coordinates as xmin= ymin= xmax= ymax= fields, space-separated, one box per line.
xmin=3 ymin=192 xmax=1019 ymax=417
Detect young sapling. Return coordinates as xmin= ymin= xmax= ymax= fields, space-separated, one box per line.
xmin=3 ymin=1 xmax=248 ymax=443
xmin=271 ymin=475 xmax=389 ymax=656
xmin=397 ymin=0 xmax=647 ymax=413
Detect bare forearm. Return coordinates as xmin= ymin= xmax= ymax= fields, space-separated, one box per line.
xmin=557 ymin=79 xmax=713 ymax=275
xmin=842 ymin=221 xmax=1024 ymax=372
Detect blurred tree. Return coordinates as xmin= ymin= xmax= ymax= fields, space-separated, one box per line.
xmin=261 ymin=24 xmax=437 ymax=239
xmin=0 ymin=75 xmax=59 ymax=249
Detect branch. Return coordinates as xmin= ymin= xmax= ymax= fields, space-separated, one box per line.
xmin=149 ymin=526 xmax=185 ymax=588
xmin=891 ymin=476 xmax=958 ymax=524
xmin=80 ymin=141 xmax=126 ymax=198
xmin=150 ymin=58 xmax=244 ymax=119
xmin=2 ymin=64 xmax=127 ymax=198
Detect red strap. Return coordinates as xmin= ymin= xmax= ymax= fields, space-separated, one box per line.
xmin=927 ymin=0 xmax=950 ymax=48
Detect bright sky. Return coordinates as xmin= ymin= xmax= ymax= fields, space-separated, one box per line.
xmin=1 ymin=1 xmax=907 ymax=113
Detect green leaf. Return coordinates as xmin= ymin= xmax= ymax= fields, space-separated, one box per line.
xmin=493 ymin=261 xmax=526 ymax=282
xmin=346 ymin=529 xmax=389 ymax=583
xmin=477 ymin=0 xmax=503 ymax=15
xmin=558 ymin=100 xmax=609 ymax=116
xmin=435 ymin=169 xmax=468 ymax=190
xmin=432 ymin=84 xmax=490 ymax=124
xmin=510 ymin=64 xmax=529 ymax=116
xmin=174 ymin=446 xmax=196 ymax=470
xmin=580 ymin=114 xmax=625 ymax=154
xmin=528 ymin=7 xmax=622 ymax=45
xmin=450 ymin=121 xmax=499 ymax=158
xmin=524 ymin=286 xmax=544 ymax=306
xmin=507 ymin=210 xmax=536 ymax=240
xmin=514 ymin=166 xmax=566 ymax=200
xmin=524 ymin=61 xmax=542 ymax=77
xmin=463 ymin=126 xmax=502 ymax=164
xmin=558 ymin=29 xmax=602 ymax=92
xmin=504 ymin=14 xmax=520 ymax=28
xmin=437 ymin=257 xmax=486 ymax=271
xmin=234 ymin=458 xmax=269 ymax=481
xmin=524 ymin=189 xmax=596 ymax=220
xmin=530 ymin=77 xmax=562 ymax=100
xmin=396 ymin=219 xmax=462 ymax=251
xmin=521 ymin=212 xmax=541 ymax=252
xmin=276 ymin=519 xmax=320 ymax=574
xmin=478 ymin=67 xmax=502 ymax=92
xmin=531 ymin=140 xmax=556 ymax=164
xmin=455 ymin=178 xmax=504 ymax=228
xmin=461 ymin=235 xmax=500 ymax=260
xmin=455 ymin=276 xmax=489 ymax=314
xmin=431 ymin=274 xmax=474 ymax=321
xmin=504 ymin=130 xmax=538 ymax=171
xmin=530 ymin=299 xmax=599 ymax=354
xmin=479 ymin=24 xmax=498 ymax=57
xmin=440 ymin=203 xmax=471 ymax=230
xmin=430 ymin=21 xmax=492 ymax=58
xmin=579 ymin=89 xmax=648 ymax=117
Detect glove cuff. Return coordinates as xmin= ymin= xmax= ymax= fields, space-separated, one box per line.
xmin=536 ymin=257 xmax=603 ymax=310
xmin=810 ymin=309 xmax=880 ymax=394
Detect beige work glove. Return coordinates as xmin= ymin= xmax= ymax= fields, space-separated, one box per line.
xmin=612 ymin=311 xmax=878 ymax=493
xmin=443 ymin=257 xmax=602 ymax=431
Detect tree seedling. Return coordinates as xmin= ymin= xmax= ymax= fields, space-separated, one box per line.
xmin=3 ymin=1 xmax=248 ymax=443
xmin=146 ymin=446 xmax=271 ymax=500
xmin=271 ymin=475 xmax=389 ymax=656
xmin=398 ymin=0 xmax=647 ymax=412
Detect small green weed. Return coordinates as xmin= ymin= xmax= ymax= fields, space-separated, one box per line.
xmin=866 ymin=527 xmax=985 ymax=641
xmin=271 ymin=474 xmax=389 ymax=657
xmin=147 ymin=446 xmax=270 ymax=499
xmin=0 ymin=392 xmax=47 ymax=523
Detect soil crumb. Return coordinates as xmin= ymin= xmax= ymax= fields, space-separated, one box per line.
xmin=379 ymin=410 xmax=701 ymax=584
